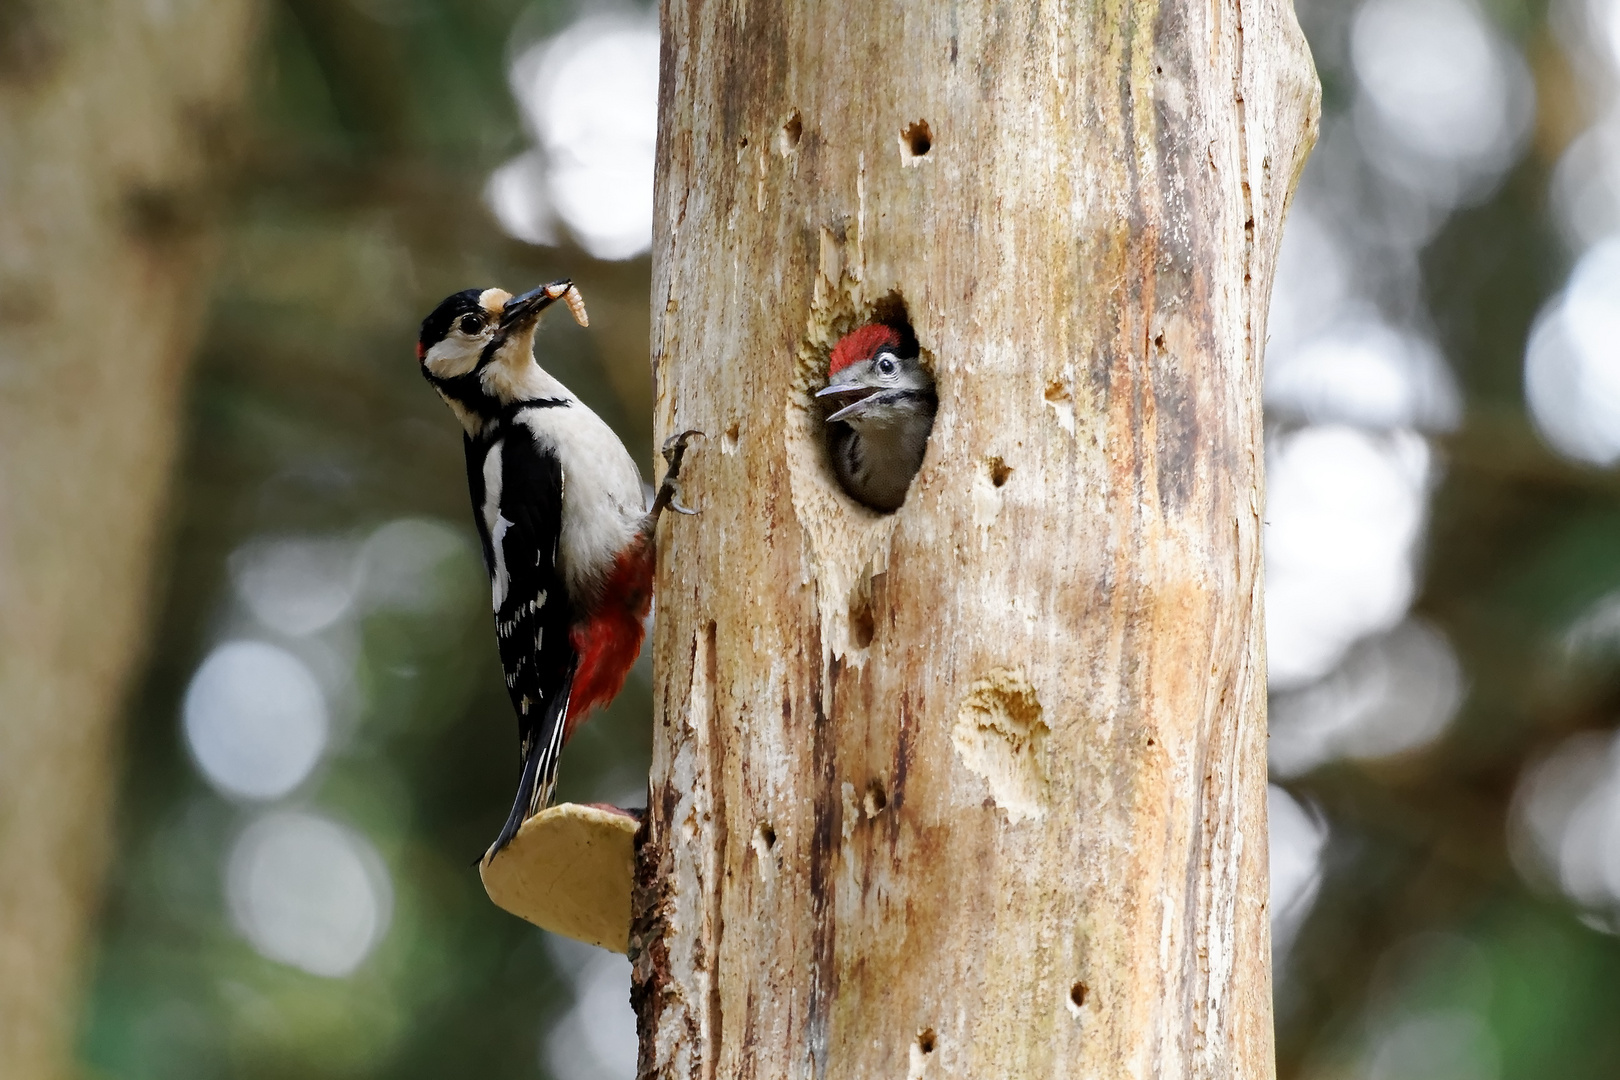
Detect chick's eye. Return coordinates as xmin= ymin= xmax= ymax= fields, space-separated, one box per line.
xmin=458 ymin=313 xmax=485 ymax=334
xmin=877 ymin=356 xmax=897 ymax=375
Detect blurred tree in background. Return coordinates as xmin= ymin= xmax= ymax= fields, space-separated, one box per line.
xmin=3 ymin=0 xmax=1619 ymax=1077
xmin=0 ymin=2 xmax=257 ymax=1077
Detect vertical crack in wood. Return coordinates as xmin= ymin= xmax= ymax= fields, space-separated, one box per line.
xmin=701 ymin=621 xmax=725 ymax=1080
xmin=806 ymin=640 xmax=836 ymax=1080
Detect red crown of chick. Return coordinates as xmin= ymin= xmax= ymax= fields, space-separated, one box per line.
xmin=828 ymin=324 xmax=902 ymax=376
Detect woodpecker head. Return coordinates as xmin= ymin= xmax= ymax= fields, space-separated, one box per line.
xmin=417 ymin=281 xmax=577 ymax=425
xmin=815 ymin=323 xmax=936 ymax=429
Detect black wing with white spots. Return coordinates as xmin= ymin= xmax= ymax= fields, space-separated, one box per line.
xmin=464 ymin=413 xmax=577 ymax=857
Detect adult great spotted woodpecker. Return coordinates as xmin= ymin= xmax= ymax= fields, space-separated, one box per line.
xmin=816 ymin=323 xmax=937 ymax=511
xmin=417 ymin=280 xmax=696 ymax=861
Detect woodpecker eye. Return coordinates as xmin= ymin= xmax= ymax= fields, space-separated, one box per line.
xmin=877 ymin=355 xmax=898 ymax=376
xmin=458 ymin=313 xmax=486 ymax=335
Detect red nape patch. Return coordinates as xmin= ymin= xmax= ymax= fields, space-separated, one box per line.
xmin=563 ymin=540 xmax=656 ymax=739
xmin=828 ymin=324 xmax=901 ymax=376
xmin=415 ymin=340 xmax=426 ymax=360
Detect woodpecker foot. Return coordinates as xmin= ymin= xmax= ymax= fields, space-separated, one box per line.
xmin=662 ymin=429 xmax=702 ymax=472
xmin=653 ymin=430 xmax=703 ymax=517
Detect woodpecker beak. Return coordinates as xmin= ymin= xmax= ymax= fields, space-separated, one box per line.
xmin=498 ymin=280 xmax=571 ymax=333
xmin=816 ymin=379 xmax=883 ymax=422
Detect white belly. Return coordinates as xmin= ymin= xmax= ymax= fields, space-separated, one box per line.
xmin=513 ymin=401 xmax=645 ymax=603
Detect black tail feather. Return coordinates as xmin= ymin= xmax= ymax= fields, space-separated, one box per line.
xmin=487 ymin=739 xmax=543 ymax=862
xmin=484 ymin=675 xmax=575 ymax=863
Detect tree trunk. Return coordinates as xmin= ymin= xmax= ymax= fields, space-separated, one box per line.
xmin=0 ymin=4 xmax=256 ymax=1076
xmin=633 ymin=0 xmax=1317 ymax=1076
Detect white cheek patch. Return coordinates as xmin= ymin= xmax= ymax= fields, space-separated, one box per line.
xmin=424 ymin=336 xmax=483 ymax=379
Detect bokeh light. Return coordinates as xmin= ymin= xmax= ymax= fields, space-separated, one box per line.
xmin=1351 ymin=0 xmax=1533 ymax=209
xmin=226 ymin=811 xmax=393 ymax=978
xmin=1524 ymin=238 xmax=1620 ymax=465
xmin=489 ymin=12 xmax=660 ymax=259
xmin=1269 ymin=784 xmax=1328 ymax=959
xmin=1362 ymin=1009 xmax=1500 ymax=1080
xmin=1349 ymin=934 xmax=1500 ymax=1080
xmin=359 ymin=517 xmax=472 ymax=615
xmin=1270 ymin=619 xmax=1464 ymax=777
xmin=230 ymin=536 xmax=361 ymax=638
xmin=1264 ymin=425 xmax=1432 ymax=690
xmin=1507 ymin=729 xmax=1620 ymax=928
xmin=183 ymin=641 xmax=329 ymax=801
xmin=1267 ymin=316 xmax=1459 ymax=432
xmin=541 ymin=937 xmax=637 ymax=1080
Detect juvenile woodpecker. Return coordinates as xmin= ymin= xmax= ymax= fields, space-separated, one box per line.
xmin=816 ymin=324 xmax=936 ymax=511
xmin=416 ymin=280 xmax=694 ymax=860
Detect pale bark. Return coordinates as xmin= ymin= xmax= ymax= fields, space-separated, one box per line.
xmin=0 ymin=3 xmax=257 ymax=1076
xmin=634 ymin=0 xmax=1317 ymax=1076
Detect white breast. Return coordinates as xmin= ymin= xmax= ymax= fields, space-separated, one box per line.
xmin=512 ymin=399 xmax=645 ymax=603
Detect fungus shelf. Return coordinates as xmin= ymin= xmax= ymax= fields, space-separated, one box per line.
xmin=479 ymin=802 xmax=639 ymax=952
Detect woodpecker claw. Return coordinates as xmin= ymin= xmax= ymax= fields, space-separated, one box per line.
xmin=650 ymin=430 xmax=703 ymax=519
xmin=662 ymin=429 xmax=703 ymax=470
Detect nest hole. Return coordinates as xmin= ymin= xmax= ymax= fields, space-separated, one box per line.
xmin=1069 ymin=982 xmax=1089 ymax=1011
xmin=916 ymin=1028 xmax=937 ymax=1054
xmin=987 ymin=457 xmax=1012 ymax=487
xmin=756 ymin=823 xmax=776 ymax=849
xmin=901 ymin=119 xmax=932 ymax=160
xmin=863 ymin=779 xmax=888 ymax=817
xmin=815 ymin=293 xmax=934 ymax=513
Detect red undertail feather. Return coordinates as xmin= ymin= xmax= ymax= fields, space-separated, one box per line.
xmin=564 ymin=538 xmax=655 ymax=738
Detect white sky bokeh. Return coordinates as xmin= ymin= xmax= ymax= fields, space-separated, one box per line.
xmin=359 ymin=516 xmax=471 ymax=614
xmin=1508 ymin=729 xmax=1620 ymax=929
xmin=1264 ymin=425 xmax=1432 ymax=690
xmin=1352 ymin=934 xmax=1500 ymax=1080
xmin=1351 ymin=0 xmax=1533 ymax=210
xmin=183 ymin=640 xmax=328 ymax=801
xmin=1268 ymin=316 xmax=1460 ymax=432
xmin=1269 ymin=784 xmax=1328 ymax=958
xmin=1525 ymin=238 xmax=1620 ymax=465
xmin=1363 ymin=1008 xmax=1501 ymax=1080
xmin=1270 ymin=619 xmax=1464 ymax=777
xmin=490 ymin=13 xmax=660 ymax=260
xmin=1549 ymin=0 xmax=1620 ymax=248
xmin=184 ymin=518 xmax=472 ymax=979
xmin=542 ymin=936 xmax=637 ymax=1080
xmin=226 ymin=810 xmax=393 ymax=978
xmin=230 ymin=536 xmax=361 ymax=638
xmin=1536 ymin=0 xmax=1620 ymax=463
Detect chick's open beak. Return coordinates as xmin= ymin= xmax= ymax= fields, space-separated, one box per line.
xmin=816 ymin=379 xmax=884 ymax=422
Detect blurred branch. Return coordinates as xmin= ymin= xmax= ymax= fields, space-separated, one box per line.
xmin=1443 ymin=406 xmax=1620 ymax=501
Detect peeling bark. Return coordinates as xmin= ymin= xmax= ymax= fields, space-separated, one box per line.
xmin=634 ymin=0 xmax=1318 ymax=1076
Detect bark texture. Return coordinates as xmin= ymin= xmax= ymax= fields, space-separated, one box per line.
xmin=0 ymin=3 xmax=257 ymax=1076
xmin=634 ymin=0 xmax=1317 ymax=1076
